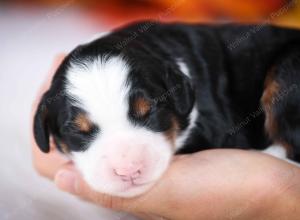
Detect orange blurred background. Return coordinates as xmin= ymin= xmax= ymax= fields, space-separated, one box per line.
xmin=5 ymin=0 xmax=300 ymax=28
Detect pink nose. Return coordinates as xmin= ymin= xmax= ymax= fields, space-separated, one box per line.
xmin=114 ymin=163 xmax=143 ymax=181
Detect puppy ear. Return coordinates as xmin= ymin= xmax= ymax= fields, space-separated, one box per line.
xmin=33 ymin=93 xmax=50 ymax=153
xmin=165 ymin=65 xmax=195 ymax=116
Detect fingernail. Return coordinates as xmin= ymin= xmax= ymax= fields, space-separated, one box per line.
xmin=55 ymin=170 xmax=78 ymax=194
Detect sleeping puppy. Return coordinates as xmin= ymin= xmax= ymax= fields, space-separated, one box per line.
xmin=34 ymin=21 xmax=300 ymax=197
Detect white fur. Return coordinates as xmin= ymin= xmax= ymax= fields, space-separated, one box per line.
xmin=262 ymin=145 xmax=287 ymax=159
xmin=262 ymin=145 xmax=300 ymax=167
xmin=174 ymin=59 xmax=197 ymax=149
xmin=67 ymin=56 xmax=131 ymax=129
xmin=66 ymin=56 xmax=173 ymax=197
xmin=176 ymin=59 xmax=190 ymax=78
xmin=175 ymin=106 xmax=198 ymax=150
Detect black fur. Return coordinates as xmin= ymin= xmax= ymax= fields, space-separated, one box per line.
xmin=33 ymin=21 xmax=300 ymax=161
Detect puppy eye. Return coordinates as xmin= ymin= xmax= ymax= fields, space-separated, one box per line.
xmin=61 ymin=113 xmax=96 ymax=136
xmin=132 ymin=96 xmax=152 ymax=118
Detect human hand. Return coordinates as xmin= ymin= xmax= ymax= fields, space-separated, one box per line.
xmin=32 ymin=55 xmax=300 ymax=220
xmin=51 ymin=149 xmax=300 ymax=220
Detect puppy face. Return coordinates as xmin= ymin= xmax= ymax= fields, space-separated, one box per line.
xmin=34 ymin=45 xmax=194 ymax=197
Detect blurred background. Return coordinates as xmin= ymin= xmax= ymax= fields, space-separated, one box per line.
xmin=0 ymin=0 xmax=300 ymax=220
xmin=3 ymin=0 xmax=300 ymax=26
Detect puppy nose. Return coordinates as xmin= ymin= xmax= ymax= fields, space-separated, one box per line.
xmin=114 ymin=163 xmax=143 ymax=181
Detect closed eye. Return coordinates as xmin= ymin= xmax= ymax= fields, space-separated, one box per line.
xmin=61 ymin=113 xmax=99 ymax=137
xmin=60 ymin=120 xmax=99 ymax=152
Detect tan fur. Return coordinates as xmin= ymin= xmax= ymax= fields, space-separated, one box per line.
xmin=262 ymin=69 xmax=294 ymax=157
xmin=133 ymin=97 xmax=151 ymax=117
xmin=261 ymin=68 xmax=279 ymax=138
xmin=164 ymin=116 xmax=180 ymax=147
xmin=60 ymin=142 xmax=69 ymax=154
xmin=74 ymin=113 xmax=92 ymax=132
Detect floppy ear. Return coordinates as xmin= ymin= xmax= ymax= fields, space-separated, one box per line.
xmin=164 ymin=65 xmax=195 ymax=116
xmin=33 ymin=94 xmax=50 ymax=153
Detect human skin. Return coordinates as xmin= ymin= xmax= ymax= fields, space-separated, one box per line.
xmin=32 ymin=55 xmax=300 ymax=220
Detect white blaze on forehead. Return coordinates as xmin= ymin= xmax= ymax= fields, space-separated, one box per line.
xmin=66 ymin=56 xmax=131 ymax=131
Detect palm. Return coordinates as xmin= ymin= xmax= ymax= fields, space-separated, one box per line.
xmin=130 ymin=149 xmax=297 ymax=220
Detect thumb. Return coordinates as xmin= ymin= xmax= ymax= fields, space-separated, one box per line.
xmin=54 ymin=168 xmax=131 ymax=211
xmin=54 ymin=169 xmax=78 ymax=194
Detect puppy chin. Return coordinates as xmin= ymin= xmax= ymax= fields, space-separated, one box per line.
xmin=90 ymin=180 xmax=156 ymax=198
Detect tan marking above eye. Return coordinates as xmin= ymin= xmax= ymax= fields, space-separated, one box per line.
xmin=74 ymin=113 xmax=92 ymax=132
xmin=133 ymin=97 xmax=151 ymax=117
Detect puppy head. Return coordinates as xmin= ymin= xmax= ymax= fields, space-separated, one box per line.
xmin=34 ymin=46 xmax=194 ymax=197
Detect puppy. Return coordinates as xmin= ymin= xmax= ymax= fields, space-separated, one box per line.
xmin=34 ymin=21 xmax=300 ymax=197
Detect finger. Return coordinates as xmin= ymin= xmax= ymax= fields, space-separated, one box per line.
xmin=54 ymin=156 xmax=188 ymax=215
xmin=54 ymin=168 xmax=126 ymax=210
xmin=53 ymin=156 xmax=193 ymax=220
xmin=32 ymin=139 xmax=70 ymax=179
xmin=132 ymin=213 xmax=167 ymax=220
